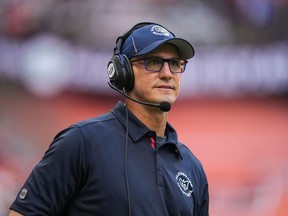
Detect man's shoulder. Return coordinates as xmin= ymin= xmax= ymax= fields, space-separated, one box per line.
xmin=75 ymin=111 xmax=116 ymax=128
xmin=53 ymin=111 xmax=117 ymax=139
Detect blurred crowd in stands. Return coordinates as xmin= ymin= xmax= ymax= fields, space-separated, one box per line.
xmin=0 ymin=0 xmax=287 ymax=98
xmin=0 ymin=0 xmax=287 ymax=49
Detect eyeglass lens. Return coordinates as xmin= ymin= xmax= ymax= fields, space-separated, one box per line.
xmin=144 ymin=57 xmax=186 ymax=73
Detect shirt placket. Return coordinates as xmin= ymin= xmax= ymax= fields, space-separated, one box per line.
xmin=150 ymin=136 xmax=163 ymax=186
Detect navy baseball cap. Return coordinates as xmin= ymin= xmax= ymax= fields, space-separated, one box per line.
xmin=120 ymin=23 xmax=195 ymax=59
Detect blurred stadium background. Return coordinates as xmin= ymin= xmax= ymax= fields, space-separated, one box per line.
xmin=0 ymin=0 xmax=288 ymax=215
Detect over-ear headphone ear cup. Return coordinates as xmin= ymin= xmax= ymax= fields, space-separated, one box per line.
xmin=122 ymin=54 xmax=134 ymax=91
xmin=108 ymin=54 xmax=134 ymax=91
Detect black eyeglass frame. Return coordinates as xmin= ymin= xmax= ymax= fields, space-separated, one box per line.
xmin=130 ymin=57 xmax=188 ymax=73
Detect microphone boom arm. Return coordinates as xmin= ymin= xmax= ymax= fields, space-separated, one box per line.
xmin=108 ymin=82 xmax=171 ymax=112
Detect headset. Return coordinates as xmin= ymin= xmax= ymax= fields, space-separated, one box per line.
xmin=107 ymin=22 xmax=173 ymax=92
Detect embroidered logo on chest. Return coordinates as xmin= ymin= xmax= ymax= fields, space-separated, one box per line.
xmin=175 ymin=172 xmax=194 ymax=197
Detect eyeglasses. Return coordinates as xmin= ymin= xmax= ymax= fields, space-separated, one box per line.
xmin=130 ymin=57 xmax=188 ymax=73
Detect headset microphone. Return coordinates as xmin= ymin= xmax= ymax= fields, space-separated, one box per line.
xmin=158 ymin=102 xmax=171 ymax=112
xmin=108 ymin=82 xmax=171 ymax=112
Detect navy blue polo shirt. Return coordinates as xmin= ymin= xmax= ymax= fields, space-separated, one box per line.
xmin=10 ymin=101 xmax=209 ymax=216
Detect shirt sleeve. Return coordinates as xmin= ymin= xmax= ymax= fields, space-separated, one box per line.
xmin=198 ymin=181 xmax=209 ymax=216
xmin=10 ymin=126 xmax=88 ymax=215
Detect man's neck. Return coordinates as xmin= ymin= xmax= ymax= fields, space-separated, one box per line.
xmin=126 ymin=101 xmax=167 ymax=137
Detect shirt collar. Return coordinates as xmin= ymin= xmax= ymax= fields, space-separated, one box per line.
xmin=111 ymin=101 xmax=150 ymax=142
xmin=111 ymin=101 xmax=183 ymax=159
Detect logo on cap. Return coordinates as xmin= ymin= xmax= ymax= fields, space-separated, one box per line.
xmin=151 ymin=25 xmax=171 ymax=37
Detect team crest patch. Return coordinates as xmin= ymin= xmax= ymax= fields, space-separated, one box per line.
xmin=176 ymin=172 xmax=193 ymax=197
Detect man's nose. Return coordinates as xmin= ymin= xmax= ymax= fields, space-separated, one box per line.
xmin=159 ymin=62 xmax=173 ymax=78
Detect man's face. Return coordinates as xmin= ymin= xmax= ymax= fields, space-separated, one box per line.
xmin=129 ymin=44 xmax=183 ymax=106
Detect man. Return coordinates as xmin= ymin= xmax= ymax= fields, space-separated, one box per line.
xmin=9 ymin=22 xmax=209 ymax=216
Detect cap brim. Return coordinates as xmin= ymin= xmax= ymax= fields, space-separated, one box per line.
xmin=133 ymin=38 xmax=195 ymax=59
